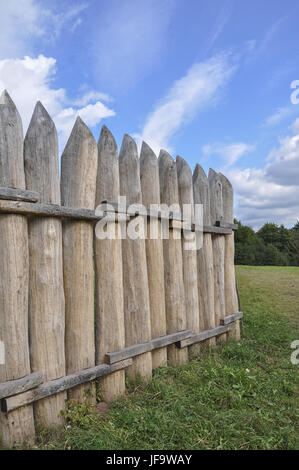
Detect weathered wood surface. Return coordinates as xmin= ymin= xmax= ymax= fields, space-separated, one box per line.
xmin=95 ymin=125 xmax=126 ymax=401
xmin=119 ymin=135 xmax=152 ymax=380
xmin=219 ymin=173 xmax=241 ymax=340
xmin=61 ymin=117 xmax=97 ymax=403
xmin=140 ymin=142 xmax=167 ymax=368
xmin=159 ymin=150 xmax=188 ymax=365
xmin=0 ymin=198 xmax=234 ymax=232
xmin=176 ymin=156 xmax=200 ymax=354
xmin=106 ymin=330 xmax=192 ymax=365
xmin=2 ymin=360 xmax=132 ymax=413
xmin=24 ymin=101 xmax=66 ymax=426
xmin=177 ymin=324 xmax=234 ymax=348
xmin=209 ymin=169 xmax=226 ymax=343
xmin=0 ymin=373 xmax=43 ymax=400
xmin=220 ymin=311 xmax=243 ymax=326
xmin=0 ymin=200 xmax=104 ymax=220
xmin=100 ymin=199 xmax=182 ymax=222
xmin=203 ymin=225 xmax=232 ymax=234
xmin=193 ymin=164 xmax=216 ymax=346
xmin=216 ymin=220 xmax=238 ymax=230
xmin=0 ymin=186 xmax=39 ymax=202
xmin=0 ymin=90 xmax=35 ymax=447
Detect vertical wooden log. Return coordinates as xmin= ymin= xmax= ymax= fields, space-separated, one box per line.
xmin=176 ymin=156 xmax=200 ymax=355
xmin=0 ymin=90 xmax=35 ymax=447
xmin=119 ymin=135 xmax=152 ymax=380
xmin=95 ymin=125 xmax=126 ymax=400
xmin=219 ymin=173 xmax=240 ymax=340
xmin=193 ymin=164 xmax=216 ymax=346
xmin=24 ymin=102 xmax=66 ymax=426
xmin=61 ymin=117 xmax=97 ymax=403
xmin=140 ymin=142 xmax=167 ymax=368
xmin=209 ymin=169 xmax=226 ymax=343
xmin=158 ymin=150 xmax=188 ymax=366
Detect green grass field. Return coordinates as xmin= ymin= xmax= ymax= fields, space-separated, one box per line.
xmin=11 ymin=266 xmax=299 ymax=450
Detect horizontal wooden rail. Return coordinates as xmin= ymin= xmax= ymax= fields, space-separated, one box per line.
xmin=1 ymin=359 xmax=132 ymax=413
xmin=203 ymin=225 xmax=232 ymax=235
xmin=216 ymin=220 xmax=238 ymax=230
xmin=101 ymin=200 xmax=184 ymax=223
xmin=176 ymin=324 xmax=234 ymax=348
xmin=105 ymin=330 xmax=192 ymax=364
xmin=0 ymin=200 xmax=105 ymax=221
xmin=0 ymin=197 xmax=235 ymax=236
xmin=0 ymin=373 xmax=43 ymax=399
xmin=220 ymin=311 xmax=243 ymax=325
xmin=0 ymin=187 xmax=39 ymax=203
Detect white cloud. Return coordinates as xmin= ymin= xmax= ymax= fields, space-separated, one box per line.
xmin=0 ymin=0 xmax=42 ymax=59
xmin=203 ymin=4 xmax=232 ymax=54
xmin=228 ymin=121 xmax=299 ymax=228
xmin=202 ymin=142 xmax=255 ymax=169
xmin=246 ymin=16 xmax=287 ymax=63
xmin=0 ymin=0 xmax=87 ymax=59
xmin=263 ymin=105 xmax=299 ymax=127
xmin=72 ymin=91 xmax=113 ymax=107
xmin=43 ymin=2 xmax=88 ymax=41
xmin=292 ymin=117 xmax=299 ymax=134
xmin=55 ymin=101 xmax=115 ymax=140
xmin=0 ymin=55 xmax=115 ymax=150
xmin=135 ymin=54 xmax=236 ymax=155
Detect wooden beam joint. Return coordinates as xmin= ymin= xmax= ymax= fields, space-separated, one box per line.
xmin=105 ymin=330 xmax=192 ymax=364
xmin=1 ymin=359 xmax=132 ymax=413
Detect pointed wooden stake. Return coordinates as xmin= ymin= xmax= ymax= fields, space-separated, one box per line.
xmin=61 ymin=117 xmax=97 ymax=403
xmin=95 ymin=125 xmax=126 ymax=400
xmin=0 ymin=91 xmax=35 ymax=447
xmin=119 ymin=134 xmax=152 ymax=380
xmin=193 ymin=164 xmax=216 ymax=346
xmin=0 ymin=90 xmax=25 ymax=189
xmin=140 ymin=142 xmax=167 ymax=368
xmin=24 ymin=101 xmax=66 ymax=426
xmin=176 ymin=156 xmax=200 ymax=355
xmin=158 ymin=150 xmax=188 ymax=366
xmin=219 ymin=173 xmax=240 ymax=340
xmin=209 ymin=169 xmax=226 ymax=343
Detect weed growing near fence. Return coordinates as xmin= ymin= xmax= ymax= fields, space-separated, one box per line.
xmin=25 ymin=267 xmax=299 ymax=449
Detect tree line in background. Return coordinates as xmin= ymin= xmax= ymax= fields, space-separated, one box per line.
xmin=234 ymin=220 xmax=299 ymax=266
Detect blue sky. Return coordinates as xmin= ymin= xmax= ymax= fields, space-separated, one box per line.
xmin=0 ymin=0 xmax=299 ymax=228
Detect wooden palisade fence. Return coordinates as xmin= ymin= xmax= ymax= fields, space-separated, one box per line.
xmin=0 ymin=91 xmax=242 ymax=447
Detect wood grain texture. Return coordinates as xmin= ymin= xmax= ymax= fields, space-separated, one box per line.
xmin=193 ymin=164 xmax=216 ymax=346
xmin=0 ymin=200 xmax=104 ymax=219
xmin=61 ymin=117 xmax=97 ymax=402
xmin=219 ymin=173 xmax=240 ymax=340
xmin=158 ymin=150 xmax=188 ymax=366
xmin=24 ymin=101 xmax=66 ymax=426
xmin=0 ymin=186 xmax=39 ymax=202
xmin=209 ymin=169 xmax=226 ymax=343
xmin=2 ymin=360 xmax=132 ymax=413
xmin=119 ymin=135 xmax=152 ymax=380
xmin=140 ymin=142 xmax=167 ymax=368
xmin=0 ymin=90 xmax=35 ymax=447
xmin=220 ymin=311 xmax=243 ymax=325
xmin=176 ymin=156 xmax=200 ymax=355
xmin=105 ymin=330 xmax=192 ymax=364
xmin=95 ymin=125 xmax=126 ymax=400
xmin=0 ymin=373 xmax=43 ymax=400
xmin=177 ymin=324 xmax=234 ymax=348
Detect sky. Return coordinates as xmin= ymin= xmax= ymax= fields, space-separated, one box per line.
xmin=0 ymin=0 xmax=298 ymax=229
